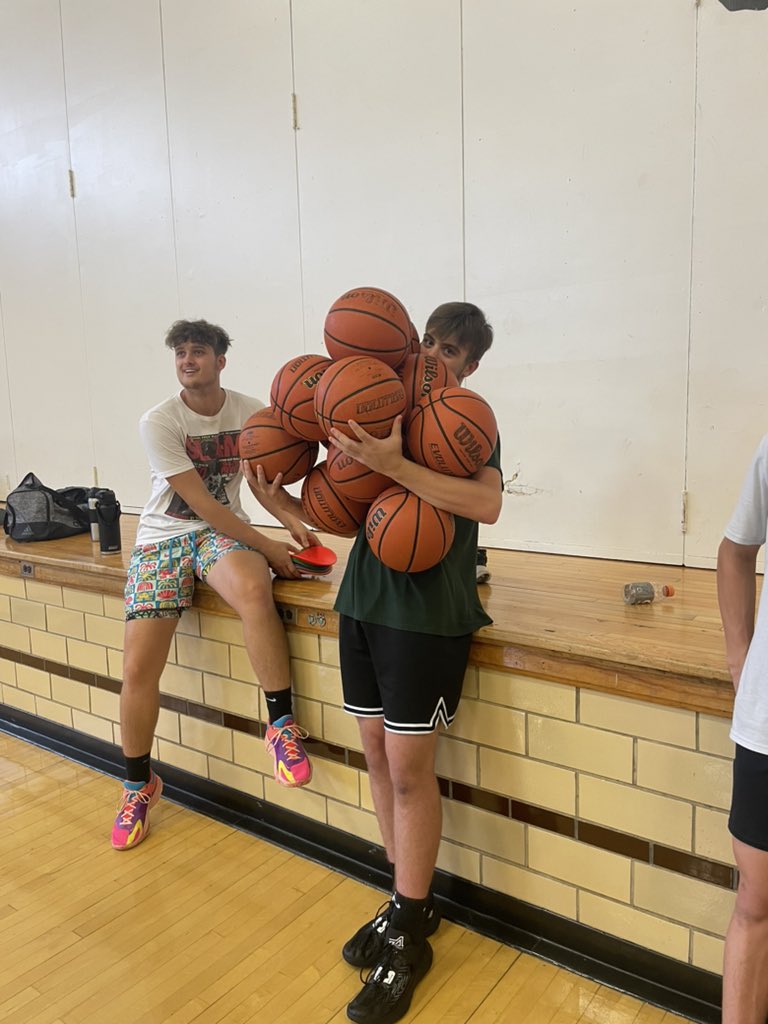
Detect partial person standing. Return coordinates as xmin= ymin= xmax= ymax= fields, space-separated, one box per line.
xmin=718 ymin=433 xmax=768 ymax=1023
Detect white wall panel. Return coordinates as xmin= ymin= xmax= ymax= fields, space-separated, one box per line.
xmin=61 ymin=0 xmax=178 ymax=509
xmin=292 ymin=0 xmax=463 ymax=346
xmin=162 ymin=0 xmax=303 ymax=411
xmin=686 ymin=0 xmax=768 ymax=568
xmin=0 ymin=299 xmax=15 ymax=498
xmin=464 ymin=0 xmax=696 ymax=561
xmin=0 ymin=0 xmax=94 ymax=488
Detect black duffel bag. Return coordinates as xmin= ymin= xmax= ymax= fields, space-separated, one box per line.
xmin=3 ymin=472 xmax=91 ymax=542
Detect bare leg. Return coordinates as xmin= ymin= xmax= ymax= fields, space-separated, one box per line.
xmin=387 ymin=731 xmax=441 ymax=899
xmin=121 ymin=616 xmax=179 ymax=757
xmin=358 ymin=717 xmax=395 ymax=862
xmin=205 ymin=550 xmax=290 ymax=694
xmin=723 ymin=837 xmax=768 ymax=1024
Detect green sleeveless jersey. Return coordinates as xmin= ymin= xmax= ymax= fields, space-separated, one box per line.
xmin=334 ymin=442 xmax=501 ymax=636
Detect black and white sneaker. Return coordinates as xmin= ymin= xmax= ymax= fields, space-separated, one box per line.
xmin=342 ymin=899 xmax=441 ymax=968
xmin=476 ymin=547 xmax=491 ymax=584
xmin=346 ymin=927 xmax=433 ymax=1024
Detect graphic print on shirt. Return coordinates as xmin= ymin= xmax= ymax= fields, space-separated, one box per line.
xmin=166 ymin=430 xmax=241 ymax=519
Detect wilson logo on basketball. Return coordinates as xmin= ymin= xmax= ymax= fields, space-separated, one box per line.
xmin=420 ymin=358 xmax=440 ymax=395
xmin=453 ymin=425 xmax=484 ymax=468
xmin=301 ymin=370 xmax=325 ymax=390
xmin=366 ymin=507 xmax=387 ymax=539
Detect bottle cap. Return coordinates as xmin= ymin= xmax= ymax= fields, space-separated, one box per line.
xmin=663 ymin=584 xmax=675 ymax=597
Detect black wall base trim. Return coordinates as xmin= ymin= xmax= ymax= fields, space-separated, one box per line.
xmin=0 ymin=706 xmax=722 ymax=1023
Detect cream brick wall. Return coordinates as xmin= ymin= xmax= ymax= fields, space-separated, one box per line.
xmin=11 ymin=597 xmax=47 ymax=630
xmin=579 ymin=776 xmax=693 ymax=850
xmin=482 ymin=856 xmax=578 ymax=920
xmin=528 ymin=829 xmax=631 ymax=902
xmin=636 ymin=741 xmax=731 ymax=810
xmin=579 ymin=892 xmax=690 ymax=962
xmin=0 ymin=578 xmax=739 ymax=978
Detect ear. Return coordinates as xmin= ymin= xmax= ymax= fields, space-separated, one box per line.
xmin=459 ymin=359 xmax=479 ymax=382
xmin=217 ymin=354 xmax=227 ymax=372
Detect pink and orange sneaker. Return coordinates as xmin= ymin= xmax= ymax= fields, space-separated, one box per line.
xmin=265 ymin=718 xmax=312 ymax=787
xmin=111 ymin=772 xmax=163 ymax=850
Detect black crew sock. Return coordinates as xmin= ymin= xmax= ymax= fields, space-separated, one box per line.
xmin=390 ymin=891 xmax=429 ymax=944
xmin=264 ymin=687 xmax=294 ymax=725
xmin=124 ymin=752 xmax=152 ymax=785
xmin=388 ymin=860 xmax=396 ymax=896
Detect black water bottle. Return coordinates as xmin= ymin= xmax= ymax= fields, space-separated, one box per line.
xmin=95 ymin=490 xmax=122 ymax=554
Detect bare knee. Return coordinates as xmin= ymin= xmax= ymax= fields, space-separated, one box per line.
xmin=363 ymin=732 xmax=388 ymax=777
xmin=228 ymin=574 xmax=276 ymax=618
xmin=389 ymin=763 xmax=436 ymax=801
xmin=734 ymin=877 xmax=768 ymax=927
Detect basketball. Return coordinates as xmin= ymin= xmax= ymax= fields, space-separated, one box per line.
xmin=271 ymin=353 xmax=332 ymax=441
xmin=409 ymin=321 xmax=421 ymax=354
xmin=300 ymin=462 xmax=370 ymax=537
xmin=326 ymin=443 xmax=395 ymax=503
xmin=324 ymin=287 xmax=411 ymax=368
xmin=314 ymin=356 xmax=406 ymax=440
xmin=365 ymin=485 xmax=455 ymax=573
xmin=238 ymin=408 xmax=318 ymax=485
xmin=399 ymin=352 xmax=459 ymax=418
xmin=406 ymin=386 xmax=498 ymax=477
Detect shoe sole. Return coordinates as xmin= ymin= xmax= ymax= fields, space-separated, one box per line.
xmin=111 ymin=776 xmax=164 ymax=851
xmin=346 ymin=942 xmax=433 ymax=1024
xmin=273 ymin=760 xmax=313 ymax=788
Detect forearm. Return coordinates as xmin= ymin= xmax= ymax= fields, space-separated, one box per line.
xmin=195 ymin=498 xmax=278 ymax=554
xmin=717 ymin=538 xmax=759 ymax=683
xmin=272 ymin=492 xmax=307 ymax=522
xmin=386 ymin=456 xmax=502 ymax=524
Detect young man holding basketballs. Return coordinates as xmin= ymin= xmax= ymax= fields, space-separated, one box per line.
xmin=113 ymin=319 xmax=317 ymax=853
xmin=251 ymin=302 xmax=501 ymax=1024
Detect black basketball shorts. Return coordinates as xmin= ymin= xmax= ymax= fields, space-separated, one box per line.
xmin=338 ymin=615 xmax=473 ymax=735
xmin=729 ymin=743 xmax=768 ymax=852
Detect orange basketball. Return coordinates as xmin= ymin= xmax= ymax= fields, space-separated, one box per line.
xmin=271 ymin=353 xmax=331 ymax=441
xmin=406 ymin=386 xmax=498 ymax=477
xmin=365 ymin=486 xmax=455 ymax=573
xmin=408 ymin=321 xmax=421 ymax=354
xmin=238 ymin=408 xmax=318 ymax=485
xmin=314 ymin=356 xmax=406 ymax=440
xmin=324 ymin=287 xmax=411 ymax=368
xmin=398 ymin=352 xmax=459 ymax=418
xmin=300 ymin=462 xmax=369 ymax=537
xmin=326 ymin=443 xmax=395 ymax=503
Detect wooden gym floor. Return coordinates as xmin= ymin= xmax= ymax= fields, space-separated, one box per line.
xmin=0 ymin=732 xmax=694 ymax=1024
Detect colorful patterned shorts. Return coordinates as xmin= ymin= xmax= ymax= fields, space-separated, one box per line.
xmin=124 ymin=528 xmax=251 ymax=621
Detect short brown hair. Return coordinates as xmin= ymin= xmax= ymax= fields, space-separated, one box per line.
xmin=164 ymin=319 xmax=232 ymax=357
xmin=424 ymin=302 xmax=493 ymax=365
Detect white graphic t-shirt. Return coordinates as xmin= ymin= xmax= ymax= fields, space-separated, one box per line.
xmin=725 ymin=433 xmax=768 ymax=754
xmin=135 ymin=390 xmax=264 ymax=544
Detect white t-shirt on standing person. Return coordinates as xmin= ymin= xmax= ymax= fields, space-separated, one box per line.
xmin=725 ymin=432 xmax=768 ymax=754
xmin=135 ymin=390 xmax=264 ymax=545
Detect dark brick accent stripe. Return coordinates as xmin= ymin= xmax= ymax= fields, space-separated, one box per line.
xmin=0 ymin=642 xmax=737 ymax=891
